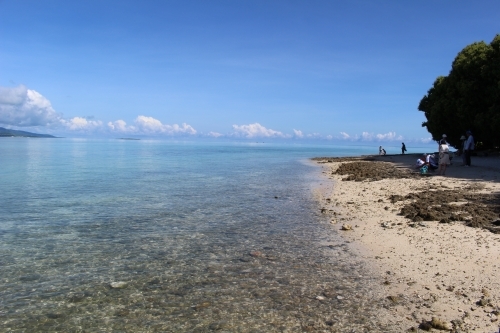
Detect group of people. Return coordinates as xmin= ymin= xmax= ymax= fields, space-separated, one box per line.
xmin=379 ymin=131 xmax=475 ymax=176
xmin=415 ymin=131 xmax=475 ymax=176
xmin=379 ymin=143 xmax=407 ymax=156
xmin=416 ymin=152 xmax=439 ymax=173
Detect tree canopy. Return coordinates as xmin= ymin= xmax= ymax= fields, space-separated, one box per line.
xmin=418 ymin=34 xmax=500 ymax=149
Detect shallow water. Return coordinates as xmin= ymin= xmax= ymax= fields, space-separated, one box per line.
xmin=0 ymin=139 xmax=391 ymax=332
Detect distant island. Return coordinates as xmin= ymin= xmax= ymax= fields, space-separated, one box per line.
xmin=0 ymin=127 xmax=56 ymax=138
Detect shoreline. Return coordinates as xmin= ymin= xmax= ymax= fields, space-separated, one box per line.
xmin=313 ymin=154 xmax=500 ymax=332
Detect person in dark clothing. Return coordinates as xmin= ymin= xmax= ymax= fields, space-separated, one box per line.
xmin=459 ymin=135 xmax=466 ymax=165
xmin=401 ymin=142 xmax=407 ymax=154
xmin=464 ymin=131 xmax=475 ymax=167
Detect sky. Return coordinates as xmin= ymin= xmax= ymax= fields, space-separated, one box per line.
xmin=1 ymin=0 xmax=499 ymax=143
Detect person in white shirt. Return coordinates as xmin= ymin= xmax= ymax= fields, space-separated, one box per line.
xmin=416 ymin=154 xmax=438 ymax=171
xmin=438 ymin=134 xmax=448 ymax=150
xmin=438 ymin=139 xmax=450 ymax=175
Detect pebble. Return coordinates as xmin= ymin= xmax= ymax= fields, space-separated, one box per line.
xmin=194 ymin=302 xmax=211 ymax=310
xmin=110 ymin=281 xmax=128 ymax=289
xmin=249 ymin=251 xmax=263 ymax=257
xmin=476 ymin=298 xmax=490 ymax=306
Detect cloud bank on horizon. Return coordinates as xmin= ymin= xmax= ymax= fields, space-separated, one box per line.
xmin=0 ymin=85 xmax=431 ymax=142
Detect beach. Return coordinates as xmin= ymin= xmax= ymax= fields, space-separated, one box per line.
xmin=314 ymin=153 xmax=500 ymax=332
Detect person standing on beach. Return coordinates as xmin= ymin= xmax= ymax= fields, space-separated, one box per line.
xmin=401 ymin=142 xmax=407 ymax=154
xmin=460 ymin=135 xmax=466 ymax=165
xmin=440 ymin=134 xmax=448 ymax=150
xmin=438 ymin=139 xmax=450 ymax=175
xmin=464 ymin=130 xmax=475 ymax=167
xmin=379 ymin=146 xmax=383 ymax=155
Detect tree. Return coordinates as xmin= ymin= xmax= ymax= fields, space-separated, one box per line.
xmin=418 ymin=34 xmax=500 ymax=149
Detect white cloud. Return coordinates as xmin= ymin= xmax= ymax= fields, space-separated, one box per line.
xmin=232 ymin=123 xmax=289 ymax=138
xmin=108 ymin=116 xmax=197 ymax=136
xmin=135 ymin=116 xmax=165 ymax=132
xmin=293 ymin=129 xmax=304 ymax=138
xmin=306 ymin=132 xmax=321 ymax=138
xmin=135 ymin=116 xmax=197 ymax=135
xmin=361 ymin=132 xmax=373 ymax=140
xmin=62 ymin=117 xmax=103 ymax=131
xmin=0 ymin=85 xmax=198 ymax=137
xmin=0 ymin=85 xmax=27 ymax=104
xmin=0 ymin=85 xmax=63 ymax=127
xmin=338 ymin=131 xmax=403 ymax=142
xmin=207 ymin=131 xmax=223 ymax=138
xmin=375 ymin=131 xmax=403 ymax=141
xmin=107 ymin=119 xmax=130 ymax=132
xmin=340 ymin=131 xmax=350 ymax=139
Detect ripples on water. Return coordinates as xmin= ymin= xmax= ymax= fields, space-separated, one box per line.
xmin=0 ymin=139 xmax=391 ymax=332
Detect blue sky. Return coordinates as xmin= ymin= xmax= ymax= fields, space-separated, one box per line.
xmin=1 ymin=1 xmax=499 ymax=143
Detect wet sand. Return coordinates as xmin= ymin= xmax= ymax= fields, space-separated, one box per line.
xmin=313 ymin=153 xmax=500 ymax=332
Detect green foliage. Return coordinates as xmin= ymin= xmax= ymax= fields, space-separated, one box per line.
xmin=418 ymin=34 xmax=500 ymax=149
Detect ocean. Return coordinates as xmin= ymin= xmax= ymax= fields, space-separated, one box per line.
xmin=1 ymin=138 xmax=402 ymax=332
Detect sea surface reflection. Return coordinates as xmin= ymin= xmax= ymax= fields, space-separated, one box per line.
xmin=0 ymin=139 xmax=390 ymax=332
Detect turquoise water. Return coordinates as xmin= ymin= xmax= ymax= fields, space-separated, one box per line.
xmin=1 ymin=139 xmax=392 ymax=332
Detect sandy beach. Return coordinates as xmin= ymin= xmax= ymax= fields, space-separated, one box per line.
xmin=314 ymin=153 xmax=500 ymax=332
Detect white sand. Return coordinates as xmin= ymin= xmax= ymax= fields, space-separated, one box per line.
xmin=315 ymin=154 xmax=500 ymax=332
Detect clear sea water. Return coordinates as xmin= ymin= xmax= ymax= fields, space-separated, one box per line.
xmin=1 ymin=139 xmax=398 ymax=332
